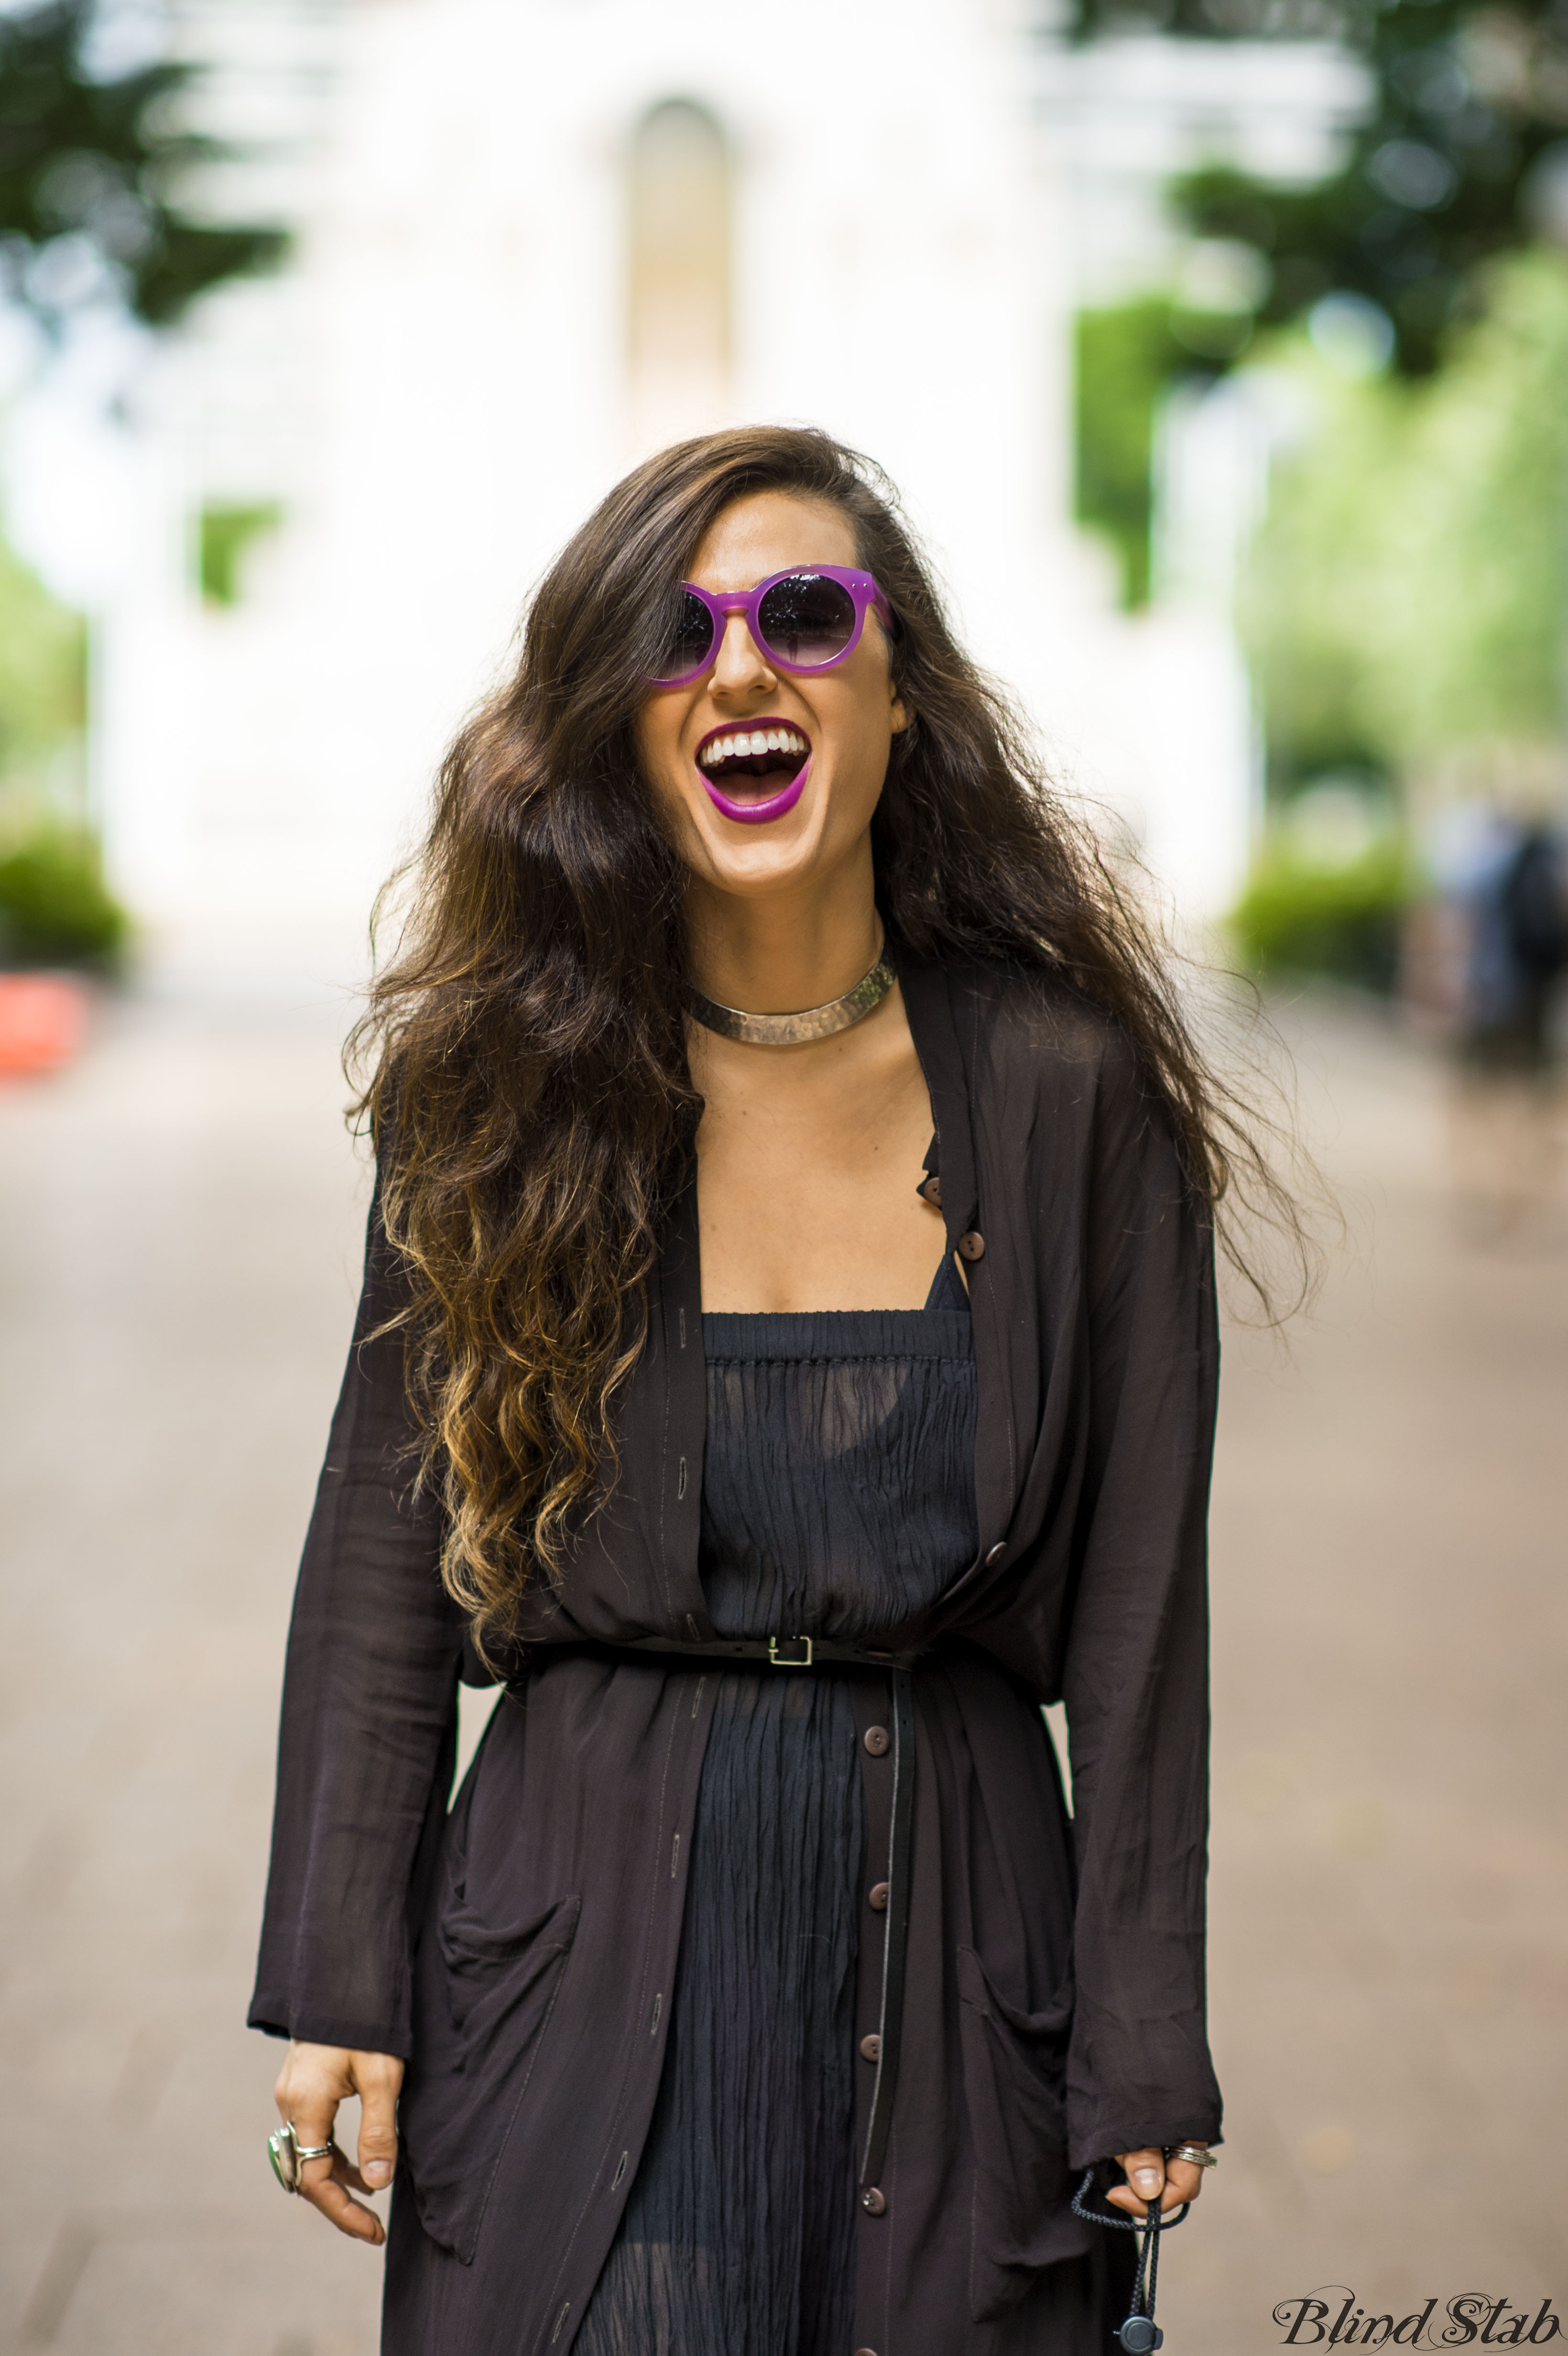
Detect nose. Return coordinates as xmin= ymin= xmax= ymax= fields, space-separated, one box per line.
xmin=709 ymin=605 xmax=776 ymax=697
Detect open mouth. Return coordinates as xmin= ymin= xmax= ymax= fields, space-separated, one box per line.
xmin=694 ymin=720 xmax=812 ymax=825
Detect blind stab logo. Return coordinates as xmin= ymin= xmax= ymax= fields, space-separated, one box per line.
xmin=1273 ymin=2292 xmax=1562 ymax=2346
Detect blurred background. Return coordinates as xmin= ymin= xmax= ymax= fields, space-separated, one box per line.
xmin=0 ymin=0 xmax=1565 ymax=2348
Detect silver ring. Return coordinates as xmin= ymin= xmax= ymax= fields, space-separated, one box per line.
xmin=268 ymin=2120 xmax=339 ymax=2192
xmin=1168 ymin=2143 xmax=1217 ymax=2169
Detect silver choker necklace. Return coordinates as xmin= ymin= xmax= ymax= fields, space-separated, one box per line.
xmin=685 ymin=945 xmax=896 ymax=1046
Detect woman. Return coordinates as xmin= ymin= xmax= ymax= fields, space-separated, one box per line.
xmin=251 ymin=426 xmax=1229 ymax=2356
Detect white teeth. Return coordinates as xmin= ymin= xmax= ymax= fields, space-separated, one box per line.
xmin=698 ymin=727 xmax=808 ymax=767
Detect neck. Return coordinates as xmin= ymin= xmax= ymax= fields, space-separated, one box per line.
xmin=684 ymin=844 xmax=881 ymax=1014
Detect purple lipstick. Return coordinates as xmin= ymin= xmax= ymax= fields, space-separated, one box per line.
xmin=695 ymin=718 xmax=812 ymax=826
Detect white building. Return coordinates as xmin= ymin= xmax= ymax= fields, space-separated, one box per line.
xmin=15 ymin=0 xmax=1364 ymax=980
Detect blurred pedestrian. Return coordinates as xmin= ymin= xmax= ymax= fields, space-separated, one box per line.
xmin=1407 ymin=803 xmax=1568 ymax=1236
xmin=248 ymin=428 xmax=1247 ymax=2356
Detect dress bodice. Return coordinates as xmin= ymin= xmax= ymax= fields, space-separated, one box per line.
xmin=699 ymin=1248 xmax=978 ymax=1641
xmin=575 ymin=1253 xmax=978 ymax=2356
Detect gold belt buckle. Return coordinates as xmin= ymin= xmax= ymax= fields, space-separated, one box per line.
xmin=768 ymin=1635 xmax=814 ymax=1668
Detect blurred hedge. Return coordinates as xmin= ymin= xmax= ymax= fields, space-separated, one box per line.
xmin=0 ymin=516 xmax=130 ymax=971
xmin=0 ymin=523 xmax=84 ymax=780
xmin=0 ymin=823 xmax=129 ymax=969
xmin=1230 ymin=839 xmax=1415 ymax=993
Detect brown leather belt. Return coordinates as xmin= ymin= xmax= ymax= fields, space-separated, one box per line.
xmin=523 ymin=1634 xmax=920 ymax=2198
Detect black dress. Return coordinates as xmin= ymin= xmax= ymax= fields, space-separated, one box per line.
xmin=251 ymin=962 xmax=1223 ymax=2356
xmin=576 ymin=1255 xmax=978 ymax=2356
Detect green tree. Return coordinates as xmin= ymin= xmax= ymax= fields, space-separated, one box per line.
xmin=1072 ymin=0 xmax=1568 ymax=375
xmin=1075 ymin=299 xmax=1252 ymax=604
xmin=0 ymin=0 xmax=284 ymax=964
xmin=0 ymin=0 xmax=285 ymax=334
xmin=0 ymin=531 xmax=128 ymax=967
xmin=1244 ymin=250 xmax=1568 ymax=781
xmin=0 ymin=521 xmax=84 ymax=785
xmin=1360 ymin=249 xmax=1568 ymax=760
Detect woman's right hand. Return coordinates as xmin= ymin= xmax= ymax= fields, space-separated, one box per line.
xmin=273 ymin=2041 xmax=405 ymax=2245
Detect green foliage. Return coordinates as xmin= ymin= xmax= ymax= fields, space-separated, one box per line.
xmin=1359 ymin=249 xmax=1568 ymax=756
xmin=0 ymin=0 xmax=286 ymax=334
xmin=1075 ymin=301 xmax=1238 ymax=604
xmin=198 ymin=500 xmax=283 ymax=606
xmin=0 ymin=523 xmax=85 ymax=779
xmin=1230 ymin=834 xmax=1416 ymax=992
xmin=0 ymin=523 xmax=126 ymax=969
xmin=0 ymin=819 xmax=128 ymax=966
xmin=1241 ymin=363 xmax=1405 ymax=783
xmin=1073 ymin=0 xmax=1568 ymax=377
xmin=1244 ymin=250 xmax=1568 ymax=784
xmin=1076 ymin=303 xmax=1178 ymax=605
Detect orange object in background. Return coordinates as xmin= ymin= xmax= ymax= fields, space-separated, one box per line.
xmin=0 ymin=973 xmax=89 ymax=1076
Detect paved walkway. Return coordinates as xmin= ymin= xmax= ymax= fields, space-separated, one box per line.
xmin=0 ymin=982 xmax=1562 ymax=2354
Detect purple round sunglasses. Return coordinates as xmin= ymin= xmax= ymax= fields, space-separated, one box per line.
xmin=647 ymin=565 xmax=893 ymax=688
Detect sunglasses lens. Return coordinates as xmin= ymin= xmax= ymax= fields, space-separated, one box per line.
xmin=652 ymin=588 xmax=715 ymax=682
xmin=756 ymin=573 xmax=858 ymax=668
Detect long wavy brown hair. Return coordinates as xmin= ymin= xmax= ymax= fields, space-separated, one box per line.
xmin=352 ymin=424 xmax=1296 ymax=1658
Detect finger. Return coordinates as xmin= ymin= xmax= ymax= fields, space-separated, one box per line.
xmin=284 ymin=2083 xmax=341 ymax=2170
xmin=274 ymin=2040 xmax=348 ymax=2126
xmin=329 ymin=2145 xmax=373 ymax=2196
xmin=353 ymin=2053 xmax=404 ymax=2193
xmin=1107 ymin=2147 xmax=1165 ymax=2220
xmin=275 ymin=2068 xmax=354 ymax=2208
xmin=1105 ymin=2186 xmax=1152 ymax=2217
xmin=274 ymin=2048 xmax=325 ymax=2123
xmin=1163 ymin=2157 xmax=1204 ymax=2211
xmin=298 ymin=2156 xmax=385 ymax=2246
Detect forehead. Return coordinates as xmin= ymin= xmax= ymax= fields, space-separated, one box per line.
xmin=686 ymin=490 xmax=857 ymax=590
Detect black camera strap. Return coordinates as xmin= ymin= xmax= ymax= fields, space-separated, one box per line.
xmin=1070 ymin=2166 xmax=1190 ymax=2353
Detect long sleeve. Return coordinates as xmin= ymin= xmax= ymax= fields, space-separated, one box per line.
xmin=1059 ymin=1039 xmax=1223 ymax=2169
xmin=248 ymin=1192 xmax=465 ymax=2056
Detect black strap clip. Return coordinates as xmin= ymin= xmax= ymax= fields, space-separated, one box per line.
xmin=1070 ymin=2166 xmax=1189 ymax=2352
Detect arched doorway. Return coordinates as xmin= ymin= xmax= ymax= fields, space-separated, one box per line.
xmin=626 ymin=98 xmax=733 ymax=453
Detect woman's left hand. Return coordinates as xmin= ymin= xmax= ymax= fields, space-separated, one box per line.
xmin=1107 ymin=2143 xmax=1209 ymax=2219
